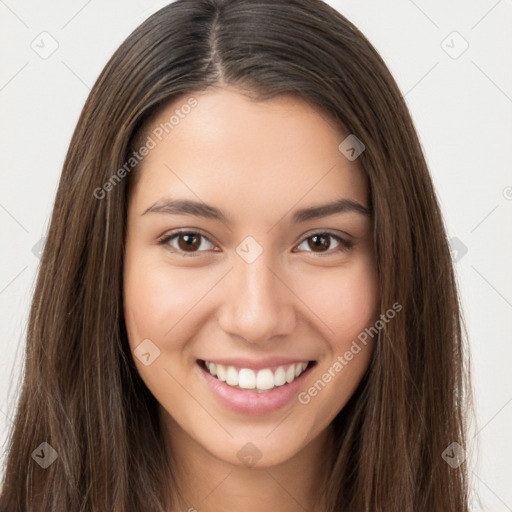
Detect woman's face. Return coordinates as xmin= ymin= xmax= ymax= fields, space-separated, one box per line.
xmin=124 ymin=86 xmax=379 ymax=468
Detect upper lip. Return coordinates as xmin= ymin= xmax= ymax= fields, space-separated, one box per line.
xmin=198 ymin=357 xmax=315 ymax=371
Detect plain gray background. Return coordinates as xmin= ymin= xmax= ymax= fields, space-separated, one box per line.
xmin=1 ymin=0 xmax=511 ymax=509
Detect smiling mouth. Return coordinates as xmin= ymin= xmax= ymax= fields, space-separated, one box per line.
xmin=198 ymin=359 xmax=317 ymax=392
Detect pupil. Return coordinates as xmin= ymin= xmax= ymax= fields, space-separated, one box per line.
xmin=310 ymin=234 xmax=329 ymax=251
xmin=179 ymin=234 xmax=200 ymax=251
xmin=176 ymin=234 xmax=332 ymax=253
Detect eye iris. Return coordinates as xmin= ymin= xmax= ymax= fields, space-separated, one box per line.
xmin=309 ymin=234 xmax=330 ymax=252
xmin=178 ymin=233 xmax=201 ymax=251
xmin=171 ymin=233 xmax=340 ymax=253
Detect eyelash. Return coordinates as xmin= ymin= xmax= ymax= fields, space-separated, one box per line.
xmin=157 ymin=229 xmax=354 ymax=257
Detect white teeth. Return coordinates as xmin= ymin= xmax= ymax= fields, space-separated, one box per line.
xmin=256 ymin=369 xmax=274 ymax=390
xmin=274 ymin=366 xmax=286 ymax=386
xmin=216 ymin=364 xmax=226 ymax=382
xmin=295 ymin=362 xmax=307 ymax=377
xmin=203 ymin=361 xmax=310 ymax=391
xmin=226 ymin=366 xmax=238 ymax=386
xmin=285 ymin=365 xmax=295 ymax=383
xmin=238 ymin=368 xmax=256 ymax=389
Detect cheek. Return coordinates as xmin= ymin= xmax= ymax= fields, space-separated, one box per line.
xmin=291 ymin=253 xmax=379 ymax=412
xmin=123 ymin=248 xmax=212 ymax=348
xmin=292 ymin=252 xmax=380 ymax=345
xmin=331 ymin=261 xmax=380 ymax=346
xmin=122 ymin=248 xmax=207 ymax=403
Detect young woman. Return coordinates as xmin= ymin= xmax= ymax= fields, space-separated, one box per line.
xmin=0 ymin=0 xmax=472 ymax=510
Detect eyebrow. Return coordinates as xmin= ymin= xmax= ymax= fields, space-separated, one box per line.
xmin=142 ymin=197 xmax=371 ymax=223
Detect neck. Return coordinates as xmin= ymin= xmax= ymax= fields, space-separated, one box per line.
xmin=161 ymin=411 xmax=335 ymax=512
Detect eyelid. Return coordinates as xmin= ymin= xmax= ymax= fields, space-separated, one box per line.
xmin=157 ymin=228 xmax=354 ymax=256
xmin=157 ymin=228 xmax=219 ymax=254
xmin=294 ymin=230 xmax=354 ymax=255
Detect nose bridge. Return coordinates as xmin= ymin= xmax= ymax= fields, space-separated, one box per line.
xmin=218 ymin=246 xmax=296 ymax=343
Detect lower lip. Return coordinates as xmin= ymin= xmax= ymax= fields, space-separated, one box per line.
xmin=197 ymin=361 xmax=314 ymax=415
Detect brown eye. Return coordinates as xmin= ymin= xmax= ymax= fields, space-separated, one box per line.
xmin=308 ymin=234 xmax=331 ymax=252
xmin=296 ymin=232 xmax=353 ymax=254
xmin=159 ymin=231 xmax=216 ymax=255
xmin=177 ymin=233 xmax=201 ymax=252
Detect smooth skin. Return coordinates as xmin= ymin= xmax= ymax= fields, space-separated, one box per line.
xmin=124 ymin=86 xmax=380 ymax=511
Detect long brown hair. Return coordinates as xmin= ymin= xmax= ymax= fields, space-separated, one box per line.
xmin=0 ymin=0 xmax=472 ymax=510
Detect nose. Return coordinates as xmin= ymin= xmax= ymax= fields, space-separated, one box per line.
xmin=217 ymin=250 xmax=297 ymax=344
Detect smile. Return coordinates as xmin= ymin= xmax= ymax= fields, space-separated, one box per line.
xmin=202 ymin=360 xmax=311 ymax=392
xmin=197 ymin=358 xmax=317 ymax=414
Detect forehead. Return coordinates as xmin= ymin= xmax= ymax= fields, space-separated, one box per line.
xmin=129 ymin=87 xmax=369 ymax=216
